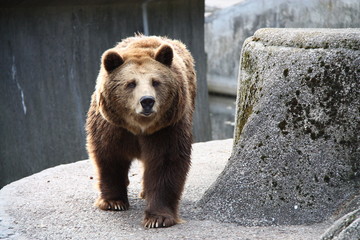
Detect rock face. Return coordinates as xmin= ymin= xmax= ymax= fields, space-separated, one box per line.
xmin=197 ymin=28 xmax=360 ymax=226
xmin=205 ymin=0 xmax=360 ymax=95
xmin=321 ymin=208 xmax=360 ymax=240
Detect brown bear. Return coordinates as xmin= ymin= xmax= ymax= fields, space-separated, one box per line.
xmin=86 ymin=35 xmax=196 ymax=228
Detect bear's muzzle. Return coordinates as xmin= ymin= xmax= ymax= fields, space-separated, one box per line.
xmin=140 ymin=96 xmax=155 ymax=116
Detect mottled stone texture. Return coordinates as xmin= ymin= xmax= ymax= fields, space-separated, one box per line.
xmin=321 ymin=208 xmax=360 ymax=240
xmin=198 ymin=28 xmax=360 ymax=226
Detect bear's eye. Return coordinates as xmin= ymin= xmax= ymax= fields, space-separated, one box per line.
xmin=152 ymin=80 xmax=160 ymax=87
xmin=126 ymin=81 xmax=137 ymax=89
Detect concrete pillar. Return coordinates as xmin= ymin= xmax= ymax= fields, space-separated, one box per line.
xmin=198 ymin=28 xmax=360 ymax=226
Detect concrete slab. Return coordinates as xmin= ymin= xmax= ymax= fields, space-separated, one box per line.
xmin=0 ymin=139 xmax=330 ymax=239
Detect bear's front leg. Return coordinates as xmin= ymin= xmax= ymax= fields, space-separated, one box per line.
xmin=142 ymin=161 xmax=190 ymax=228
xmin=94 ymin=157 xmax=132 ymax=211
xmin=140 ymin=127 xmax=192 ymax=228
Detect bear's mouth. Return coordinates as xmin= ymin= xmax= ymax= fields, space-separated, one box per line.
xmin=140 ymin=111 xmax=154 ymax=117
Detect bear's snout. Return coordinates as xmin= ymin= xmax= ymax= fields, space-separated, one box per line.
xmin=140 ymin=96 xmax=155 ymax=116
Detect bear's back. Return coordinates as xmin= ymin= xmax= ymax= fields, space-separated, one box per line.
xmin=115 ymin=35 xmax=186 ymax=57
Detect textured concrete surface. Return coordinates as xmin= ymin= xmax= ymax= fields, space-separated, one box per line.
xmin=198 ymin=28 xmax=360 ymax=226
xmin=0 ymin=139 xmax=331 ymax=240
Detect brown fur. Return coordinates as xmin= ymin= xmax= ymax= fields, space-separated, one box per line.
xmin=86 ymin=35 xmax=196 ymax=228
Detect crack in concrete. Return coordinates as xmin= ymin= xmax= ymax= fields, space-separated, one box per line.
xmin=12 ymin=56 xmax=27 ymax=115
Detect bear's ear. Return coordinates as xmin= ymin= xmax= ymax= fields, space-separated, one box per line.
xmin=155 ymin=44 xmax=173 ymax=67
xmin=102 ymin=50 xmax=124 ymax=73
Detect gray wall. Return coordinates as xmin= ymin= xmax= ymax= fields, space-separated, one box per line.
xmin=0 ymin=0 xmax=210 ymax=188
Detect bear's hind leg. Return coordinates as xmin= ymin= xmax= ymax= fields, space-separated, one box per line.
xmin=94 ymin=157 xmax=132 ymax=211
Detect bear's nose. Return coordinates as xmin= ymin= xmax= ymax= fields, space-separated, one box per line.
xmin=140 ymin=96 xmax=155 ymax=110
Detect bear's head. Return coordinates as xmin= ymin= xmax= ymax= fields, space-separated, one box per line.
xmin=95 ymin=44 xmax=184 ymax=135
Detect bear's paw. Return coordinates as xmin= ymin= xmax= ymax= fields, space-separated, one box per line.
xmin=95 ymin=197 xmax=129 ymax=211
xmin=143 ymin=211 xmax=179 ymax=228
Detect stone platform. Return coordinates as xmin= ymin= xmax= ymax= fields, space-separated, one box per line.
xmin=0 ymin=139 xmax=330 ymax=240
